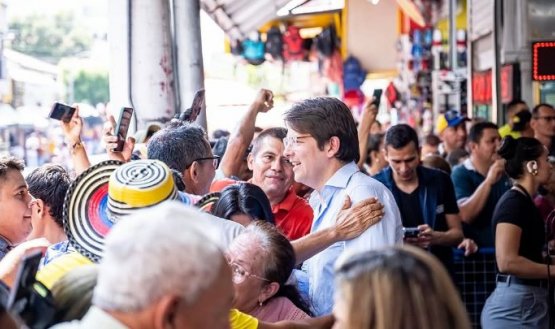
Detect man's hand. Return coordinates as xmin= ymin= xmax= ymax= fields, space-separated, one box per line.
xmin=404 ymin=224 xmax=435 ymax=248
xmin=360 ymin=97 xmax=378 ymax=131
xmin=102 ymin=114 xmax=135 ymax=163
xmin=458 ymin=238 xmax=479 ymax=256
xmin=0 ymin=238 xmax=50 ymax=288
xmin=61 ymin=104 xmax=83 ymax=145
xmin=333 ymin=196 xmax=384 ymax=242
xmin=252 ymin=89 xmax=274 ymax=113
xmin=485 ymin=159 xmax=506 ymax=185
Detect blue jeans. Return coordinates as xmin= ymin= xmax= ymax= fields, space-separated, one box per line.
xmin=481 ymin=279 xmax=548 ymax=329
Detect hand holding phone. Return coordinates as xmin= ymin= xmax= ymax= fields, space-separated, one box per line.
xmin=113 ymin=107 xmax=134 ymax=152
xmin=403 ymin=227 xmax=420 ymax=238
xmin=371 ymin=89 xmax=383 ymax=109
xmin=48 ymin=102 xmax=76 ymax=123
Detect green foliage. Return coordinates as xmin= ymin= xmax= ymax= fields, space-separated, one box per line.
xmin=73 ymin=70 xmax=109 ymax=105
xmin=9 ymin=11 xmax=92 ymax=63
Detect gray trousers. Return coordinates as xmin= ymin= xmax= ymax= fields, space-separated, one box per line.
xmin=481 ymin=280 xmax=549 ymax=329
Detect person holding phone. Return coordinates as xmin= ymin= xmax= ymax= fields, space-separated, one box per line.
xmin=374 ymin=124 xmax=465 ymax=273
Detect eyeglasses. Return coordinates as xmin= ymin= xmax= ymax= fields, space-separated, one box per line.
xmin=283 ymin=135 xmax=311 ymax=147
xmin=534 ymin=116 xmax=555 ymax=122
xmin=229 ymin=262 xmax=270 ymax=285
xmin=191 ymin=155 xmax=221 ymax=169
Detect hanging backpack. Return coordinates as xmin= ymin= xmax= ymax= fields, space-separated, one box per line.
xmin=283 ymin=26 xmax=305 ymax=62
xmin=242 ymin=34 xmax=265 ymax=66
xmin=265 ymin=27 xmax=283 ymax=60
xmin=316 ymin=25 xmax=339 ymax=58
xmin=343 ymin=56 xmax=366 ymax=91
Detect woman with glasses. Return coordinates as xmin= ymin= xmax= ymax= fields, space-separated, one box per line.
xmin=212 ymin=182 xmax=275 ymax=226
xmin=333 ymin=246 xmax=470 ymax=329
xmin=225 ymin=221 xmax=311 ymax=322
xmin=482 ymin=136 xmax=554 ymax=328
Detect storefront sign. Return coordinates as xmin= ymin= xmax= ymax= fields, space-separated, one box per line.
xmin=472 ymin=64 xmax=515 ymax=104
xmin=532 ymin=41 xmax=555 ymax=81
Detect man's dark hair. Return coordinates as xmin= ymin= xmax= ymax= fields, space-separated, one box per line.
xmin=384 ymin=124 xmax=419 ymax=150
xmin=507 ymin=99 xmax=526 ymax=112
xmin=147 ymin=123 xmax=211 ymax=173
xmin=532 ymin=103 xmax=555 ymax=117
xmin=0 ymin=157 xmax=24 ymax=182
xmin=468 ymin=122 xmax=498 ymax=144
xmin=26 ymin=164 xmax=70 ymax=228
xmin=423 ymin=134 xmax=441 ymax=147
xmin=284 ymin=97 xmax=359 ymax=163
xmin=251 ymin=127 xmax=288 ymax=156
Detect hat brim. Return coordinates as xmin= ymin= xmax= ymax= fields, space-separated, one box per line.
xmin=195 ymin=192 xmax=221 ymax=213
xmin=63 ymin=160 xmax=123 ymax=262
xmin=448 ymin=117 xmax=469 ymax=128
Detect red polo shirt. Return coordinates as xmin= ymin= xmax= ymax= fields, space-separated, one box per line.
xmin=211 ymin=179 xmax=313 ymax=240
xmin=272 ymin=188 xmax=313 ymax=240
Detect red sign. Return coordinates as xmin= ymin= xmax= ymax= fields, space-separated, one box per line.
xmin=532 ymin=41 xmax=555 ymax=81
xmin=472 ymin=65 xmax=514 ymax=104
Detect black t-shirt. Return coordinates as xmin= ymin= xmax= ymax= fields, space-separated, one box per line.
xmin=493 ymin=189 xmax=545 ymax=268
xmin=397 ymin=187 xmax=425 ymax=227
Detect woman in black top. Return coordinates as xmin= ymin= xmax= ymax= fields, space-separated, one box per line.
xmin=482 ymin=136 xmax=553 ymax=329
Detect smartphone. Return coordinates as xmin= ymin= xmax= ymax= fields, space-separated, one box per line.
xmin=113 ymin=107 xmax=134 ymax=152
xmin=7 ymin=250 xmax=42 ymax=309
xmin=48 ymin=102 xmax=76 ymax=123
xmin=177 ymin=89 xmax=205 ymax=122
xmin=403 ymin=227 xmax=420 ymax=238
xmin=371 ymin=89 xmax=383 ymax=108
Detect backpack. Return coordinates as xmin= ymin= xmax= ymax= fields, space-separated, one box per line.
xmin=343 ymin=56 xmax=366 ymax=91
xmin=242 ymin=35 xmax=265 ymax=66
xmin=283 ymin=26 xmax=305 ymax=62
xmin=265 ymin=26 xmax=283 ymax=60
xmin=316 ymin=25 xmax=339 ymax=58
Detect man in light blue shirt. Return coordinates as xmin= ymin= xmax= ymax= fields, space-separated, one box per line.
xmin=283 ymin=97 xmax=403 ymax=315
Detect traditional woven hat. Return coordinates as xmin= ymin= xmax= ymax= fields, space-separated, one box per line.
xmin=64 ymin=159 xmax=179 ymax=262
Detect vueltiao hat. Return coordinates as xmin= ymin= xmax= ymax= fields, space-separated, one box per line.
xmin=63 ymin=159 xmax=179 ymax=262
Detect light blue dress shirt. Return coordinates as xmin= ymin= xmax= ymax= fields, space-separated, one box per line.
xmin=304 ymin=162 xmax=403 ymax=315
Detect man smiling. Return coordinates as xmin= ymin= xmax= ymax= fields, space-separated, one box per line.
xmin=0 ymin=157 xmax=33 ymax=260
xmin=283 ymin=97 xmax=402 ymax=316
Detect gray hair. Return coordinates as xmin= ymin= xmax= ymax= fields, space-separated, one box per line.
xmin=147 ymin=123 xmax=211 ymax=173
xmin=92 ymin=201 xmax=224 ymax=311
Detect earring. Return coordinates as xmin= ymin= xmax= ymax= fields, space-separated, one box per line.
xmin=258 ymin=300 xmax=263 ymax=307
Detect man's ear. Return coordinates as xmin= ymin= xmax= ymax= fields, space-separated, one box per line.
xmin=326 ymin=136 xmax=341 ymax=158
xmin=189 ymin=161 xmax=200 ymax=182
xmin=247 ymin=153 xmax=254 ymax=171
xmin=153 ymin=294 xmax=181 ymax=329
xmin=258 ymin=282 xmax=280 ymax=305
xmin=34 ymin=199 xmax=45 ymax=218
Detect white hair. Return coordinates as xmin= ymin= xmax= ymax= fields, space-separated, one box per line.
xmin=92 ymin=201 xmax=224 ymax=311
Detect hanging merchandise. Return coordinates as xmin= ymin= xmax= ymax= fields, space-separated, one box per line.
xmin=316 ymin=25 xmax=339 ymax=58
xmin=230 ymin=39 xmax=244 ymax=56
xmin=343 ymin=56 xmax=367 ymax=91
xmin=242 ymin=31 xmax=266 ymax=65
xmin=265 ymin=26 xmax=283 ymax=61
xmin=283 ymin=25 xmax=305 ymax=62
xmin=385 ymin=81 xmax=400 ymax=107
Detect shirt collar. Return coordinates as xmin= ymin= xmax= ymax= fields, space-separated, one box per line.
xmin=0 ymin=235 xmax=12 ymax=253
xmin=81 ymin=307 xmax=129 ymax=329
xmin=323 ymin=162 xmax=359 ymax=189
xmin=463 ymin=157 xmax=477 ymax=171
xmin=272 ymin=188 xmax=298 ymax=213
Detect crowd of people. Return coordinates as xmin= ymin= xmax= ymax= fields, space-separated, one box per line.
xmin=0 ymin=90 xmax=554 ymax=329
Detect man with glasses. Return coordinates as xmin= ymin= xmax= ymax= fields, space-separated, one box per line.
xmin=148 ymin=122 xmax=219 ymax=195
xmin=531 ymin=103 xmax=555 ymax=156
xmin=283 ymin=97 xmax=403 ymax=316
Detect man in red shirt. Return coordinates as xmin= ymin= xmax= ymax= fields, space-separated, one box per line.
xmin=247 ymin=127 xmax=312 ymax=240
xmin=212 ymin=128 xmax=312 ymax=240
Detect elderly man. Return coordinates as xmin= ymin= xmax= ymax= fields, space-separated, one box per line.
xmin=0 ymin=157 xmax=33 ymax=260
xmin=148 ymin=123 xmax=219 ymax=195
xmin=531 ymin=103 xmax=555 ymax=156
xmin=52 ymin=203 xmax=234 ymax=329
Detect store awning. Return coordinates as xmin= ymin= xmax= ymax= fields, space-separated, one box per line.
xmin=201 ymin=0 xmax=291 ymax=40
xmin=200 ymin=0 xmax=344 ymax=40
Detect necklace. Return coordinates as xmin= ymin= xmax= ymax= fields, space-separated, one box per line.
xmin=513 ymin=183 xmax=532 ymax=201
